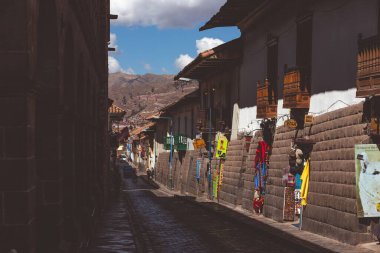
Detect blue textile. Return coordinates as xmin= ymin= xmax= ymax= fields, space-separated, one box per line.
xmin=196 ymin=159 xmax=202 ymax=181
xmin=295 ymin=173 xmax=301 ymax=189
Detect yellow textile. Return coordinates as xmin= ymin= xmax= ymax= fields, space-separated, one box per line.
xmin=300 ymin=159 xmax=310 ymax=206
xmin=216 ymin=134 xmax=228 ymax=158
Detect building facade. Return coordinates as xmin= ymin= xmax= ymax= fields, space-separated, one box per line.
xmin=176 ymin=39 xmax=242 ymax=140
xmin=201 ymin=0 xmax=378 ymax=132
xmin=194 ymin=0 xmax=380 ymax=244
xmin=0 ymin=1 xmax=111 ymax=252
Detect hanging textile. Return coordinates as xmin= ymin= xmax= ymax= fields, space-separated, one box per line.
xmin=300 ymin=159 xmax=310 ymax=206
xmin=213 ymin=166 xmax=219 ymax=199
xmin=253 ymin=140 xmax=269 ymax=213
xmin=219 ymin=160 xmax=225 ymax=186
xmin=196 ymin=158 xmax=202 ymax=182
xmin=254 ymin=141 xmax=268 ymax=192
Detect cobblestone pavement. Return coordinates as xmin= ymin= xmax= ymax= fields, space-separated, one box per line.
xmin=121 ymin=166 xmax=329 ymax=253
xmin=87 ymin=164 xmax=377 ymax=253
xmin=89 ymin=193 xmax=137 ymax=252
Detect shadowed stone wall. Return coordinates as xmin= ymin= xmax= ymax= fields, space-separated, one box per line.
xmin=0 ymin=1 xmax=111 ymax=252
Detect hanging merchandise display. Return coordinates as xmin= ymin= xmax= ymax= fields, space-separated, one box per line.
xmin=213 ymin=133 xmax=228 ymax=200
xmin=194 ymin=138 xmax=206 ymax=151
xmin=219 ymin=160 xmax=225 ymax=187
xmin=294 ymin=189 xmax=301 ymax=215
xmin=283 ymin=187 xmax=296 ymax=221
xmin=286 ymin=140 xmax=312 ymax=220
xmin=196 ymin=158 xmax=202 ymax=183
xmin=253 ymin=140 xmax=269 ymax=214
xmin=213 ymin=160 xmax=219 ymax=199
xmin=206 ymin=162 xmax=213 ymax=199
xmin=216 ymin=133 xmax=228 ymax=158
xmin=252 ymin=119 xmax=276 ymax=214
xmin=300 ymin=159 xmax=310 ymax=206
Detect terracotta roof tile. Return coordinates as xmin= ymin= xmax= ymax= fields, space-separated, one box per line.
xmin=109 ymin=104 xmax=126 ymax=114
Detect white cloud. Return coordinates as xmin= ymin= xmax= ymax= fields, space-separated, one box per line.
xmin=111 ymin=0 xmax=226 ymax=28
xmin=144 ymin=63 xmax=152 ymax=71
xmin=109 ymin=33 xmax=118 ymax=50
xmin=174 ymin=37 xmax=224 ymax=71
xmin=108 ymin=56 xmax=135 ymax=74
xmin=196 ymin=37 xmax=224 ymax=54
xmin=175 ymin=54 xmax=194 ymax=70
xmin=108 ymin=56 xmax=123 ymax=73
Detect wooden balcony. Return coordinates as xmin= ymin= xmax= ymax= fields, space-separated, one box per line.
xmin=357 ymin=35 xmax=380 ymax=97
xmin=256 ymin=79 xmax=277 ymax=119
xmin=283 ymin=67 xmax=310 ymax=109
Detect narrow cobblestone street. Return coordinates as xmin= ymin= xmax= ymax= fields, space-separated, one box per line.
xmin=90 ymin=164 xmax=333 ymax=253
xmin=89 ymin=195 xmax=136 ymax=252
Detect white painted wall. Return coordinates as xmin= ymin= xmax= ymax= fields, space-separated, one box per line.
xmin=235 ymin=88 xmax=364 ymax=138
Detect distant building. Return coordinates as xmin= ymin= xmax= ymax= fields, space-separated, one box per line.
xmin=149 ymin=89 xmax=200 ymax=154
xmin=175 ymin=39 xmax=242 ymax=140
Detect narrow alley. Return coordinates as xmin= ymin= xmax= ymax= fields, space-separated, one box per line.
xmin=90 ymin=164 xmax=329 ymax=253
xmin=2 ymin=1 xmax=380 ymax=252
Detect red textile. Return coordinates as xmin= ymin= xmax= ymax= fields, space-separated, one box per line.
xmin=253 ymin=197 xmax=264 ymax=214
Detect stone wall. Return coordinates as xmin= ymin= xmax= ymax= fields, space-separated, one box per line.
xmin=154 ymin=104 xmax=376 ymax=245
xmin=0 ymin=1 xmax=111 ymax=252
xmin=264 ymin=103 xmax=373 ymax=244
xmin=156 ymin=152 xmax=171 ymax=188
xmin=242 ymin=131 xmax=263 ymax=212
xmin=155 ymin=150 xmax=210 ymax=197
xmin=219 ymin=140 xmax=247 ymax=206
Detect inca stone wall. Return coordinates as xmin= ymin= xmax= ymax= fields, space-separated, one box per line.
xmin=156 ymin=151 xmax=209 ymax=197
xmin=264 ymin=103 xmax=373 ymax=244
xmin=156 ymin=152 xmax=171 ymax=188
xmin=0 ymin=1 xmax=110 ymax=252
xmin=242 ymin=131 xmax=263 ymax=212
xmin=154 ymin=103 xmax=375 ymax=245
xmin=219 ymin=140 xmax=247 ymax=206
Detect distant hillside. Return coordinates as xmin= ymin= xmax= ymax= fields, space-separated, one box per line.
xmin=108 ymin=72 xmax=198 ymax=125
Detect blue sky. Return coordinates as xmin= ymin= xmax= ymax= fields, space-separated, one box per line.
xmin=108 ymin=0 xmax=240 ymax=75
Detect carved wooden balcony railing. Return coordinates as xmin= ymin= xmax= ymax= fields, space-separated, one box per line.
xmin=256 ymin=79 xmax=277 ymax=119
xmin=357 ymin=35 xmax=380 ymax=97
xmin=283 ymin=67 xmax=310 ymax=109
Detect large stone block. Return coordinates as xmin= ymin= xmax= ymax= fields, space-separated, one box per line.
xmin=0 ymin=159 xmax=34 ymax=191
xmin=42 ymin=180 xmax=62 ymax=204
xmin=4 ymin=126 xmax=34 ymax=158
xmin=0 ymin=221 xmax=36 ymax=253
xmin=4 ymin=189 xmax=35 ymax=225
xmin=0 ymin=96 xmax=34 ymax=127
xmin=36 ymin=158 xmax=61 ymax=180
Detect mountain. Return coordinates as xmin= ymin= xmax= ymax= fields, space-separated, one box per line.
xmin=108 ymin=72 xmax=198 ymax=125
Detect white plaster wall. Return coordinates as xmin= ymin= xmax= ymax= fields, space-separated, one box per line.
xmin=236 ymin=88 xmax=364 ymax=137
